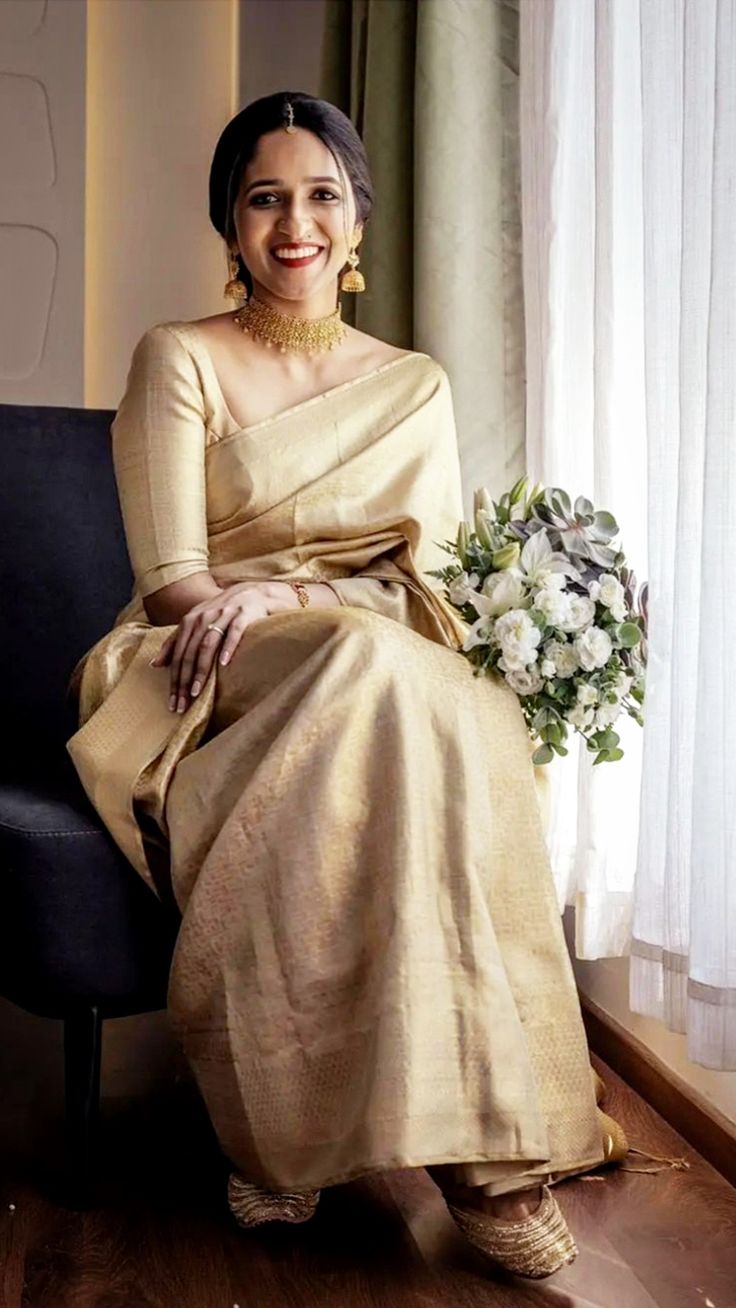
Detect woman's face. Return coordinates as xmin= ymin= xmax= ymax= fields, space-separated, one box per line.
xmin=232 ymin=127 xmax=361 ymax=310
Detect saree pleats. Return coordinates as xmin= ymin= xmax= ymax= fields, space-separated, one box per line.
xmin=67 ymin=324 xmax=602 ymax=1193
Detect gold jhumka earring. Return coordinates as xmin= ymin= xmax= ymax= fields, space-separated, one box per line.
xmin=224 ymin=251 xmax=247 ymax=301
xmin=340 ymin=242 xmax=365 ymax=294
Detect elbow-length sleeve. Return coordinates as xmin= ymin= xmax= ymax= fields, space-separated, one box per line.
xmin=112 ymin=325 xmax=210 ymax=598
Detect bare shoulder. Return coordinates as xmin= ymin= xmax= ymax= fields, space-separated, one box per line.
xmin=343 ymin=326 xmax=418 ymax=370
xmin=188 ymin=311 xmax=239 ymax=342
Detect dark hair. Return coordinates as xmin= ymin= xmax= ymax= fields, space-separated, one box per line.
xmin=209 ymin=91 xmax=374 ymax=297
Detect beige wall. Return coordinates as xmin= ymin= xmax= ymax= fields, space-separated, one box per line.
xmin=85 ymin=0 xmax=238 ymax=409
xmin=4 ymin=0 xmax=329 ymax=410
xmin=0 ymin=0 xmax=86 ymax=406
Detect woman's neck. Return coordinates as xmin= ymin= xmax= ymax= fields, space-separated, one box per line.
xmin=249 ymin=283 xmax=339 ymax=321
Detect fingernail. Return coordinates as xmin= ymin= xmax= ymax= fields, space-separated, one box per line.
xmin=149 ymin=659 xmax=158 ymax=667
xmin=177 ymin=696 xmax=186 ymax=714
xmin=191 ymin=680 xmax=201 ymax=697
xmin=220 ymin=651 xmax=230 ymax=666
xmin=169 ymin=694 xmax=176 ymax=711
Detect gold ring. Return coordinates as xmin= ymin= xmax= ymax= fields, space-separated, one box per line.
xmin=207 ymin=623 xmax=226 ymax=637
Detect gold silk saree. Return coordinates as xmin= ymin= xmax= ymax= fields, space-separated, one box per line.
xmin=68 ymin=323 xmax=602 ymax=1192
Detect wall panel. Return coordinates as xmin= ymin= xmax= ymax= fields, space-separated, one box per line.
xmin=0 ymin=0 xmax=86 ymax=406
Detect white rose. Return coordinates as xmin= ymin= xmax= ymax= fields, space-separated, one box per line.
xmin=568 ymin=702 xmax=595 ymax=730
xmin=543 ymin=573 xmax=568 ymax=592
xmin=504 ymin=667 xmax=544 ymax=696
xmin=588 ymin=580 xmax=602 ymax=601
xmin=574 ymin=626 xmax=613 ymax=672
xmin=535 ymin=586 xmax=572 ymax=628
xmin=576 ymin=683 xmax=599 ymax=706
xmin=610 ymin=601 xmax=627 ymax=622
xmin=494 ymin=609 xmax=542 ymax=670
xmin=540 ymin=659 xmax=556 ymax=679
xmin=476 ymin=570 xmax=526 ymax=617
xmin=559 ymin=595 xmax=597 ymax=632
xmin=598 ymin=574 xmax=626 ymax=611
xmin=544 ymin=639 xmax=580 ymax=679
xmin=594 ymin=702 xmax=622 ymax=730
xmin=448 ymin=571 xmax=480 ymax=607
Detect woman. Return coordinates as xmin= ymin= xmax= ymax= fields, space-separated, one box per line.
xmin=68 ymin=92 xmax=604 ymax=1279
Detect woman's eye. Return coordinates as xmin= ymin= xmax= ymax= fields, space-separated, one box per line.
xmin=248 ymin=190 xmax=341 ymax=206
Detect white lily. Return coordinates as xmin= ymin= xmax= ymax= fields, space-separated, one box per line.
xmin=471 ymin=571 xmax=526 ymax=618
xmin=520 ymin=529 xmax=581 ymax=586
xmin=448 ymin=571 xmax=481 ymax=607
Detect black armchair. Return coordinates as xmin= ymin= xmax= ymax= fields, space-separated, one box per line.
xmin=0 ymin=404 xmax=179 ymax=1205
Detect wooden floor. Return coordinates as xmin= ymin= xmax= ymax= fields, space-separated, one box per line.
xmin=1 ymin=1001 xmax=736 ymax=1307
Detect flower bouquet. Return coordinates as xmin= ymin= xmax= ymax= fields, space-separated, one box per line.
xmin=429 ymin=477 xmax=648 ymax=766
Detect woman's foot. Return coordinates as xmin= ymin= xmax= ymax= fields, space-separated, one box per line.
xmin=228 ymin=1173 xmax=321 ymax=1228
xmin=441 ymin=1180 xmax=545 ymax=1222
xmin=433 ymin=1177 xmax=577 ymax=1279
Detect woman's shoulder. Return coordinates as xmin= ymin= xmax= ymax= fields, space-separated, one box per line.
xmin=345 ymin=327 xmax=446 ymax=378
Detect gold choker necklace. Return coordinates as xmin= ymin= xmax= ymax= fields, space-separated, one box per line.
xmin=233 ymin=296 xmax=347 ymax=356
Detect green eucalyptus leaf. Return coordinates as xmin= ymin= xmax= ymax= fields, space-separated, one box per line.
xmin=599 ymin=729 xmax=620 ymax=749
xmin=532 ymin=743 xmax=555 ymax=766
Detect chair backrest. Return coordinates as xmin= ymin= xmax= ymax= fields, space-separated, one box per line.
xmin=0 ymin=404 xmax=133 ymax=766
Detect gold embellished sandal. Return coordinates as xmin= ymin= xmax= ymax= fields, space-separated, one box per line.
xmin=228 ymin=1173 xmax=321 ymax=1228
xmin=446 ymin=1184 xmax=577 ymax=1279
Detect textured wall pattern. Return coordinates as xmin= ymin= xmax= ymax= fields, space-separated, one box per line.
xmin=0 ymin=0 xmax=85 ymax=405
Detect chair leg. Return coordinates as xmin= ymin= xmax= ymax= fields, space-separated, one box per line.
xmin=64 ymin=1006 xmax=103 ymax=1208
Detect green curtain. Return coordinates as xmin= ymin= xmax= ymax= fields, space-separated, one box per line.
xmin=322 ymin=0 xmax=525 ymax=505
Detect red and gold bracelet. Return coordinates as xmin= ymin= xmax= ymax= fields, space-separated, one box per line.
xmin=289 ymin=581 xmax=310 ymax=609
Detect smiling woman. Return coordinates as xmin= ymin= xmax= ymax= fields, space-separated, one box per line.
xmin=67 ymin=91 xmax=606 ymax=1281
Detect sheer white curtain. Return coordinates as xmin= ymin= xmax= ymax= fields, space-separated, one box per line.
xmin=630 ymin=0 xmax=736 ymax=1070
xmin=519 ymin=0 xmax=647 ymax=959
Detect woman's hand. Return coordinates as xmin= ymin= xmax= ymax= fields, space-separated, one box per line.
xmin=152 ymin=581 xmax=295 ymax=713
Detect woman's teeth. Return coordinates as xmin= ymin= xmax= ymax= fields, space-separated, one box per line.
xmin=272 ymin=247 xmax=321 ymax=260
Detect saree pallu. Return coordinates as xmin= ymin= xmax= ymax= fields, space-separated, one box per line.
xmin=68 ymin=323 xmax=602 ymax=1191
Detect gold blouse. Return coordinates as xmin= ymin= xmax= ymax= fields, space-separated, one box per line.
xmin=112 ymin=323 xmax=453 ymax=604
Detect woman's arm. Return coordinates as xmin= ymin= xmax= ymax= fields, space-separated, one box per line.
xmin=145 ymin=573 xmax=338 ymax=627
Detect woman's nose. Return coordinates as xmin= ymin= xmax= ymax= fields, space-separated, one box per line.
xmin=277 ymin=200 xmax=313 ymax=236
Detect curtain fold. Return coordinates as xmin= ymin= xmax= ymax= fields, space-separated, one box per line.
xmin=322 ymin=0 xmax=525 ymax=505
xmin=631 ymin=0 xmax=736 ymax=1070
xmin=519 ymin=0 xmax=648 ymax=959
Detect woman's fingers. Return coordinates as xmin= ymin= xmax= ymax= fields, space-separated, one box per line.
xmin=170 ymin=617 xmax=201 ymax=711
xmin=161 ymin=589 xmax=266 ymax=712
xmin=217 ymin=612 xmax=252 ymax=669
xmin=150 ymin=632 xmax=176 ymax=667
xmin=189 ymin=627 xmax=228 ymax=698
xmin=175 ymin=630 xmax=207 ymax=711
